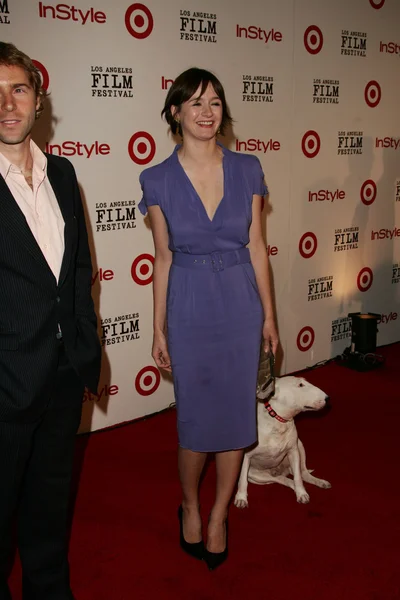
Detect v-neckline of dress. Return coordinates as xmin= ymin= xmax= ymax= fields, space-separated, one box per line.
xmin=175 ymin=143 xmax=226 ymax=224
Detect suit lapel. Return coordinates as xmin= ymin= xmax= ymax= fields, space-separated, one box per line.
xmin=0 ymin=175 xmax=55 ymax=282
xmin=46 ymin=157 xmax=74 ymax=288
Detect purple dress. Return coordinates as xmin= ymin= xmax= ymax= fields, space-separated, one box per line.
xmin=139 ymin=144 xmax=266 ymax=452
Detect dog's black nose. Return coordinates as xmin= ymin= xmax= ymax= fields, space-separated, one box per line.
xmin=325 ymin=395 xmax=330 ymax=403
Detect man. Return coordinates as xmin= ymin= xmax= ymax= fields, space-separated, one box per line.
xmin=0 ymin=42 xmax=101 ymax=600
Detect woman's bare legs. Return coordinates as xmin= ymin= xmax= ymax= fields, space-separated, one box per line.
xmin=207 ymin=449 xmax=244 ymax=553
xmin=178 ymin=447 xmax=207 ymax=543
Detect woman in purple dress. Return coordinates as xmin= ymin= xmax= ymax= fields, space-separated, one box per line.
xmin=139 ymin=68 xmax=278 ymax=570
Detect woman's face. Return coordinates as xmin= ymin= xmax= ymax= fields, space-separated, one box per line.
xmin=173 ymin=82 xmax=223 ymax=142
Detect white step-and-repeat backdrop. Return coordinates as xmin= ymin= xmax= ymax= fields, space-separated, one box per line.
xmin=3 ymin=0 xmax=400 ymax=431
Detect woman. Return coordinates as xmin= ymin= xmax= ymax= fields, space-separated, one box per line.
xmin=138 ymin=68 xmax=278 ymax=570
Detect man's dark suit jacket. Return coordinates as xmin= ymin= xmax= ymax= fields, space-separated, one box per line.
xmin=0 ymin=153 xmax=101 ymax=422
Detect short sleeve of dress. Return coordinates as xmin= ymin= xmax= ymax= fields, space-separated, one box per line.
xmin=138 ymin=171 xmax=158 ymax=215
xmin=251 ymin=157 xmax=268 ymax=197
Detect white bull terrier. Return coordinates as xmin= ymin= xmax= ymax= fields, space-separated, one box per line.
xmin=234 ymin=376 xmax=331 ymax=507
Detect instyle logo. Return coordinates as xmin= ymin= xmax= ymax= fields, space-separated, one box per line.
xmin=392 ymin=263 xmax=400 ymax=284
xmin=341 ymin=30 xmax=367 ymax=57
xmin=235 ymin=138 xmax=280 ymax=153
xmin=297 ymin=326 xmax=315 ymax=352
xmin=125 ymin=3 xmax=153 ymax=39
xmin=308 ymin=189 xmax=345 ymax=203
xmin=375 ymin=137 xmax=400 ymax=150
xmin=304 ymin=25 xmax=323 ymax=54
xmin=370 ymin=0 xmax=385 ymax=8
xmin=0 ymin=0 xmax=10 ymax=24
xmin=45 ymin=141 xmax=110 ymax=158
xmin=135 ymin=366 xmax=160 ymax=396
xmin=379 ymin=41 xmax=400 ymax=55
xmin=338 ymin=131 xmax=363 ymax=155
xmin=313 ymin=79 xmax=339 ymax=104
xmin=299 ymin=232 xmax=318 ymax=259
xmin=180 ymin=9 xmax=217 ymax=43
xmin=242 ymin=75 xmax=274 ymax=103
xmin=161 ymin=76 xmax=174 ymax=90
xmin=267 ymin=245 xmax=278 ymax=257
xmin=361 ymin=180 xmax=377 ymax=205
xmin=302 ymin=131 xmax=321 ymax=158
xmin=378 ymin=312 xmax=397 ymax=324
xmin=357 ymin=267 xmax=373 ymax=292
xmin=91 ymin=66 xmax=133 ymax=98
xmin=308 ymin=276 xmax=333 ymax=302
xmin=131 ymin=254 xmax=154 ymax=286
xmin=371 ymin=227 xmax=400 ymax=240
xmin=32 ymin=59 xmax=50 ymax=92
xmin=83 ymin=384 xmax=119 ymax=403
xmin=331 ymin=317 xmax=351 ymax=342
xmin=128 ymin=132 xmax=156 ymax=165
xmin=91 ymin=268 xmax=114 ymax=286
xmin=38 ymin=2 xmax=106 ymax=24
xmin=365 ymin=81 xmax=381 ymax=107
xmin=101 ymin=313 xmax=140 ymax=346
xmin=334 ymin=227 xmax=359 ymax=252
xmin=95 ymin=201 xmax=136 ymax=233
xmin=236 ymin=24 xmax=282 ymax=44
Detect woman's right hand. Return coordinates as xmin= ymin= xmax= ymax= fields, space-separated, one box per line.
xmin=152 ymin=331 xmax=172 ymax=372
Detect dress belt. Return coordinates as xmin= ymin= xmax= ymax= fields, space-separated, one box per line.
xmin=172 ymin=247 xmax=250 ymax=272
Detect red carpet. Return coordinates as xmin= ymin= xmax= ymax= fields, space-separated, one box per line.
xmin=9 ymin=344 xmax=400 ymax=600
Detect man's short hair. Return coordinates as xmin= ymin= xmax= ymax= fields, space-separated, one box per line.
xmin=0 ymin=42 xmax=47 ymax=118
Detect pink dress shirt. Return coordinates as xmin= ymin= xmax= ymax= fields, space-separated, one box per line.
xmin=0 ymin=140 xmax=65 ymax=281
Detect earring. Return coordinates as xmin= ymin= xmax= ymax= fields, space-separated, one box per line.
xmin=217 ymin=127 xmax=221 ymax=135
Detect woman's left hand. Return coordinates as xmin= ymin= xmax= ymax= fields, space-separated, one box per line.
xmin=263 ymin=317 xmax=279 ymax=356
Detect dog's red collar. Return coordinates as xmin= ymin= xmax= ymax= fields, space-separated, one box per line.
xmin=264 ymin=401 xmax=289 ymax=423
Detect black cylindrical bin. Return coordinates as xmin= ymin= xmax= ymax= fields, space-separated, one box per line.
xmin=348 ymin=312 xmax=380 ymax=354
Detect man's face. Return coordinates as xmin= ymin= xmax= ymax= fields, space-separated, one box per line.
xmin=0 ymin=64 xmax=39 ymax=149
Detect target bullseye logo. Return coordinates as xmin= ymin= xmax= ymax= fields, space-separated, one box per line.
xmin=125 ymin=3 xmax=154 ymax=38
xmin=32 ymin=59 xmax=50 ymax=92
xmin=135 ymin=366 xmax=160 ymax=396
xmin=365 ymin=81 xmax=381 ymax=108
xmin=361 ymin=180 xmax=377 ymax=205
xmin=304 ymin=25 xmax=323 ymax=54
xmin=369 ymin=0 xmax=385 ymax=8
xmin=128 ymin=131 xmax=156 ymax=165
xmin=297 ymin=327 xmax=315 ymax=352
xmin=357 ymin=267 xmax=373 ymax=292
xmin=299 ymin=232 xmax=318 ymax=259
xmin=131 ymin=253 xmax=154 ymax=285
xmin=301 ymin=130 xmax=321 ymax=159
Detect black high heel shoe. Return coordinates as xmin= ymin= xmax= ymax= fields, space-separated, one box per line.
xmin=204 ymin=519 xmax=228 ymax=571
xmin=178 ymin=505 xmax=205 ymax=560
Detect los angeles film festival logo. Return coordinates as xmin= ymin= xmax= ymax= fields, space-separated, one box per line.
xmin=341 ymin=30 xmax=367 ymax=57
xmin=392 ymin=263 xmax=400 ymax=284
xmin=91 ymin=66 xmax=133 ymax=98
xmin=180 ymin=9 xmax=217 ymax=43
xmin=242 ymin=75 xmax=274 ymax=103
xmin=312 ymin=79 xmax=339 ymax=104
xmin=331 ymin=317 xmax=351 ymax=342
xmin=337 ymin=131 xmax=363 ymax=155
xmin=0 ymin=0 xmax=10 ymax=24
xmin=308 ymin=276 xmax=333 ymax=302
xmin=396 ymin=179 xmax=400 ymax=202
xmin=334 ymin=227 xmax=359 ymax=252
xmin=100 ymin=313 xmax=140 ymax=347
xmin=95 ymin=201 xmax=136 ymax=233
